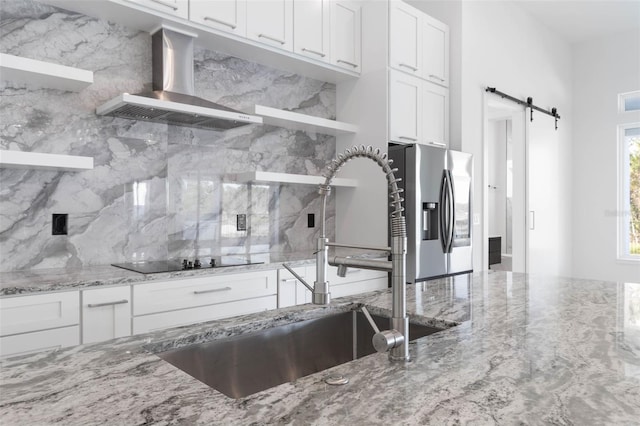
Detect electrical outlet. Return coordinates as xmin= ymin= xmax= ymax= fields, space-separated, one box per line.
xmin=307 ymin=213 xmax=315 ymax=228
xmin=236 ymin=214 xmax=247 ymax=231
xmin=52 ymin=213 xmax=68 ymax=235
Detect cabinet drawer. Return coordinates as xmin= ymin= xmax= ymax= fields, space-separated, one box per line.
xmin=0 ymin=291 xmax=80 ymax=336
xmin=0 ymin=325 xmax=79 ymax=358
xmin=133 ymin=295 xmax=277 ymax=334
xmin=133 ymin=270 xmax=278 ymax=316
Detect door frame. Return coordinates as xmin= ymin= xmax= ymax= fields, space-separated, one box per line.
xmin=482 ymin=91 xmax=527 ymax=272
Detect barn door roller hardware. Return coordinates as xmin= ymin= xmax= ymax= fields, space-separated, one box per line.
xmin=486 ymin=87 xmax=561 ymax=130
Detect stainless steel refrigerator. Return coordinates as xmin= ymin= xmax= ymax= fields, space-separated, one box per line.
xmin=389 ymin=144 xmax=473 ymax=283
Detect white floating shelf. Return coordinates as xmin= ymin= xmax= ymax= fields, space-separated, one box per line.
xmin=0 ymin=151 xmax=94 ymax=171
xmin=252 ymin=105 xmax=358 ymax=136
xmin=236 ymin=171 xmax=358 ymax=187
xmin=0 ymin=53 xmax=93 ymax=92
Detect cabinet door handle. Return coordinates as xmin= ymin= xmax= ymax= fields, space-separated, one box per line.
xmin=337 ymin=59 xmax=358 ymax=68
xmin=281 ymin=278 xmax=300 ymax=283
xmin=428 ymin=74 xmax=446 ymax=82
xmin=302 ymin=47 xmax=326 ymax=57
xmin=398 ymin=136 xmax=418 ymax=141
xmin=194 ymin=286 xmax=232 ymax=295
xmin=428 ymin=141 xmax=447 ymax=147
xmin=399 ymin=63 xmax=418 ymax=71
xmin=149 ymin=0 xmax=178 ymax=11
xmin=204 ymin=16 xmax=237 ymax=29
xmin=87 ymin=299 xmax=128 ymax=308
xmin=529 ymin=211 xmax=535 ymax=230
xmin=258 ymin=33 xmax=286 ymax=45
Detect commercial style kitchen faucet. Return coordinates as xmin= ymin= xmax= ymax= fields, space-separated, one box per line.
xmin=283 ymin=145 xmax=410 ymax=362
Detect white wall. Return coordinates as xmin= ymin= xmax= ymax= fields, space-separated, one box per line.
xmin=335 ymin=0 xmax=389 ymax=247
xmin=460 ymin=1 xmax=573 ymax=274
xmin=572 ymin=28 xmax=640 ymax=282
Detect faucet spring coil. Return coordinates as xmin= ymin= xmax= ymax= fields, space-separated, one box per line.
xmin=391 ymin=216 xmax=407 ymax=237
xmin=320 ymin=145 xmax=405 ymax=233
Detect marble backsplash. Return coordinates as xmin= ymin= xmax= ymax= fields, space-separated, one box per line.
xmin=0 ymin=1 xmax=336 ymax=272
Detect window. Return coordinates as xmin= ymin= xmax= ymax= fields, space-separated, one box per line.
xmin=619 ymin=123 xmax=640 ymax=259
xmin=618 ymin=90 xmax=640 ymax=260
xmin=619 ymin=90 xmax=640 ymax=113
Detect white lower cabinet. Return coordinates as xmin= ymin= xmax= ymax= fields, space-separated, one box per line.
xmin=278 ymin=266 xmax=311 ymax=308
xmin=0 ymin=291 xmax=80 ymax=358
xmin=0 ymin=263 xmax=389 ymax=356
xmin=326 ymin=265 xmax=389 ymax=298
xmin=285 ymin=263 xmax=389 ymax=301
xmin=0 ymin=326 xmax=80 ymax=358
xmin=81 ymin=286 xmax=131 ymax=344
xmin=133 ymin=296 xmax=276 ymax=333
xmin=132 ymin=270 xmax=278 ymax=333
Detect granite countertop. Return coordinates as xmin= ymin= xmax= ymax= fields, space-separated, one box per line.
xmin=1 ymin=271 xmax=639 ymax=424
xmin=0 ymin=250 xmax=386 ymax=296
xmin=0 ymin=252 xmax=317 ymax=296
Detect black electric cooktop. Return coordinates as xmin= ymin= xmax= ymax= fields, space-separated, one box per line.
xmin=111 ymin=258 xmax=263 ymax=274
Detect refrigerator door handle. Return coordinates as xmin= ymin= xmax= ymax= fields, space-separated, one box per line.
xmin=439 ymin=171 xmax=448 ymax=253
xmin=446 ymin=170 xmax=455 ymax=253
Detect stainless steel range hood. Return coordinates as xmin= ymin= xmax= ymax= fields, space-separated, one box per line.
xmin=96 ymin=27 xmax=262 ymax=130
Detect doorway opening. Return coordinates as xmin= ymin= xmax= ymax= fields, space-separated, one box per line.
xmin=484 ymin=94 xmax=526 ymax=273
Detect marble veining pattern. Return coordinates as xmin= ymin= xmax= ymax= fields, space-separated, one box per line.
xmin=0 ymin=0 xmax=336 ymax=272
xmin=1 ymin=272 xmax=639 ymax=424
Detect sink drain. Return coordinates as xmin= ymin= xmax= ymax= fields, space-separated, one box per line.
xmin=324 ymin=375 xmax=349 ymax=386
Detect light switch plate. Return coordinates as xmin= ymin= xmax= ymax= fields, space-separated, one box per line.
xmin=237 ymin=214 xmax=247 ymax=231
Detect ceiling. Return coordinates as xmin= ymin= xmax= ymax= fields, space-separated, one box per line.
xmin=514 ymin=0 xmax=640 ymax=44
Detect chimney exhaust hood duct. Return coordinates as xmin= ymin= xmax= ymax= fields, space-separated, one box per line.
xmin=96 ymin=27 xmax=262 ymax=130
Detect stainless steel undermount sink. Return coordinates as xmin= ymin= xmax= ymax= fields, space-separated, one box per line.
xmin=157 ymin=310 xmax=443 ymax=398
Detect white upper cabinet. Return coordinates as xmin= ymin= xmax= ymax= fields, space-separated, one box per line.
xmin=388 ymin=1 xmax=449 ymax=87
xmin=293 ymin=0 xmax=331 ymax=62
xmin=330 ymin=0 xmax=361 ymax=72
xmin=389 ymin=70 xmax=449 ymax=148
xmin=389 ymin=0 xmax=421 ymax=77
xmin=422 ymin=81 xmax=449 ymax=148
xmin=246 ymin=0 xmax=294 ymax=51
xmin=190 ymin=0 xmax=247 ymax=36
xmin=125 ymin=0 xmax=188 ymax=19
xmin=389 ymin=70 xmax=421 ymax=144
xmin=422 ymin=14 xmax=449 ymax=87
